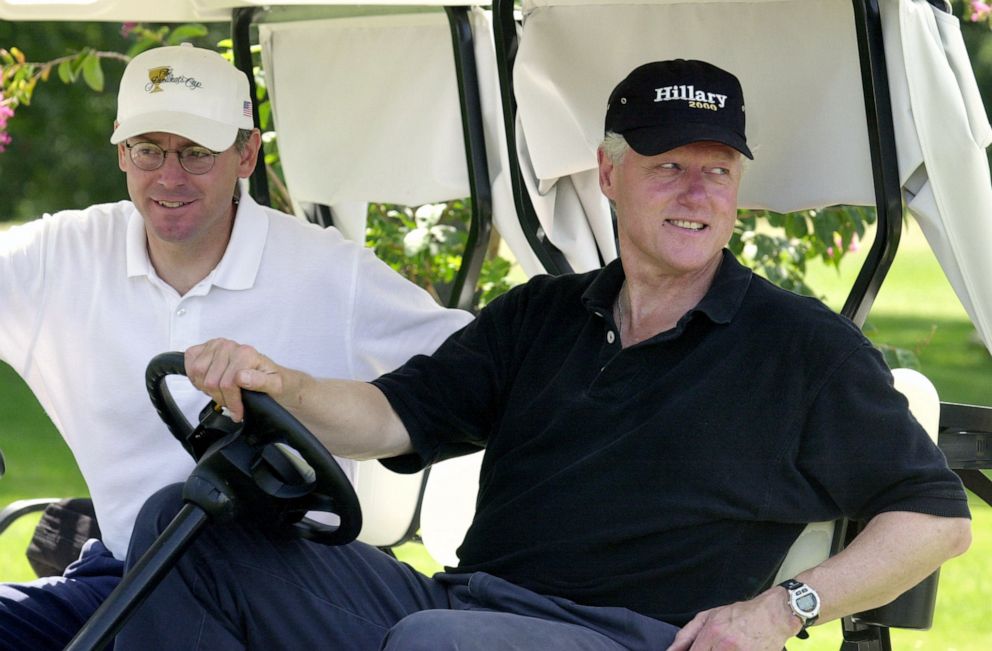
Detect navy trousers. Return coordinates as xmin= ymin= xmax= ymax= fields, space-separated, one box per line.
xmin=0 ymin=539 xmax=123 ymax=651
xmin=116 ymin=484 xmax=679 ymax=650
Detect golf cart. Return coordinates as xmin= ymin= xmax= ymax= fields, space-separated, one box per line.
xmin=1 ymin=0 xmax=991 ymax=649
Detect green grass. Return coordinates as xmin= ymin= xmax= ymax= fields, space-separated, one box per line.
xmin=0 ymin=360 xmax=88 ymax=579
xmin=0 ymin=220 xmax=989 ymax=647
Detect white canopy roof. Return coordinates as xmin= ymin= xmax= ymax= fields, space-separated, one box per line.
xmin=0 ymin=0 xmax=479 ymax=22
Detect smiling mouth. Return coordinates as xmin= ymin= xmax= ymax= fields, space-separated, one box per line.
xmin=666 ymin=219 xmax=706 ymax=231
xmin=155 ymin=200 xmax=192 ymax=209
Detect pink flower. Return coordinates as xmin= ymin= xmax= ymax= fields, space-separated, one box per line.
xmin=971 ymin=0 xmax=991 ymax=22
xmin=0 ymin=93 xmax=14 ymax=152
xmin=120 ymin=21 xmax=138 ymax=38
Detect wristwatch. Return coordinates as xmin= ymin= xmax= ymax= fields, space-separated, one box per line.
xmin=778 ymin=579 xmax=820 ymax=639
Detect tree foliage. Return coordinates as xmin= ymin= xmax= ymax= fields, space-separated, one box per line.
xmin=0 ymin=22 xmax=129 ymax=220
xmin=365 ymin=201 xmax=512 ymax=308
xmin=0 ymin=21 xmax=226 ymax=222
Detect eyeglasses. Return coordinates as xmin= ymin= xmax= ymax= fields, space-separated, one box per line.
xmin=124 ymin=141 xmax=222 ymax=175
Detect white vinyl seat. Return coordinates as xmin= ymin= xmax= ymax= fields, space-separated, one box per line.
xmin=353 ymin=461 xmax=426 ymax=548
xmin=420 ymin=451 xmax=485 ymax=566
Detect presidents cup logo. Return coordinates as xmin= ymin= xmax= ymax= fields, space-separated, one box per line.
xmin=147 ymin=66 xmax=170 ymax=93
xmin=145 ymin=66 xmax=205 ymax=94
xmin=655 ymin=85 xmax=727 ymax=112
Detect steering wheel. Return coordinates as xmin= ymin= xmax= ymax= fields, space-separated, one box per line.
xmin=144 ymin=351 xmax=361 ymax=545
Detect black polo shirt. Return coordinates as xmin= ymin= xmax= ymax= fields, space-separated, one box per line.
xmin=373 ymin=250 xmax=969 ymax=625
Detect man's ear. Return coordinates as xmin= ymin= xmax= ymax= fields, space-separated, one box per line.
xmin=114 ymin=121 xmax=128 ymax=172
xmin=598 ymin=147 xmax=617 ymax=201
xmin=117 ymin=142 xmax=128 ymax=173
xmin=238 ymin=129 xmax=263 ymax=179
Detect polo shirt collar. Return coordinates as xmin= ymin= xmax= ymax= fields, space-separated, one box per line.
xmin=582 ymin=249 xmax=752 ymax=325
xmin=125 ymin=194 xmax=269 ymax=291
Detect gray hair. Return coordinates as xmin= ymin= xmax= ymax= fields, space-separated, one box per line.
xmin=600 ymin=131 xmax=630 ymax=165
xmin=600 ymin=130 xmax=751 ymax=172
xmin=233 ymin=128 xmax=254 ymax=153
xmin=231 ymin=129 xmax=256 ymax=202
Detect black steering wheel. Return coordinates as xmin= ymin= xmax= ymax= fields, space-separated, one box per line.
xmin=145 ymin=351 xmax=361 ymax=545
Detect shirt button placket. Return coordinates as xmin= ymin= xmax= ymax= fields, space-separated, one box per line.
xmin=170 ymin=300 xmax=199 ymax=351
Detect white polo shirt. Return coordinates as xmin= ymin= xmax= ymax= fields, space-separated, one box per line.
xmin=0 ymin=196 xmax=472 ymax=558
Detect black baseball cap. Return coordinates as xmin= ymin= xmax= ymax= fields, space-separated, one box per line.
xmin=605 ymin=59 xmax=753 ymax=159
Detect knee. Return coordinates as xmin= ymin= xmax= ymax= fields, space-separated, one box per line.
xmin=126 ymin=483 xmax=185 ymax=564
xmin=381 ymin=611 xmax=469 ymax=651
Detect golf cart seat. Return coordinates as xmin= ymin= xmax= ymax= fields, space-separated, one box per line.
xmin=419 ymin=367 xmax=945 ymax=627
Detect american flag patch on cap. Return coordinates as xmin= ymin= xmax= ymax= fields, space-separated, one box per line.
xmin=243 ymin=101 xmax=252 ymax=117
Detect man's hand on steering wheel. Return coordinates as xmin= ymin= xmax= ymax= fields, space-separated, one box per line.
xmin=147 ymin=350 xmax=362 ymax=545
xmin=185 ymin=338 xmax=295 ymax=422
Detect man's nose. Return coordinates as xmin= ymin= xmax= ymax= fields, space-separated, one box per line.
xmin=678 ymin=170 xmax=707 ymax=204
xmin=155 ymin=152 xmax=189 ymax=185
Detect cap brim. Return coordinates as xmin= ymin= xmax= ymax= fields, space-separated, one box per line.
xmin=110 ymin=111 xmax=239 ymax=152
xmin=623 ymin=122 xmax=753 ymax=159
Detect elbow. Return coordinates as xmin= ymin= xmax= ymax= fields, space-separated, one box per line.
xmin=945 ymin=517 xmax=972 ymax=560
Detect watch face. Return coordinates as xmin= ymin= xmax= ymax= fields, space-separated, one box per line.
xmin=796 ymin=593 xmax=818 ymax=614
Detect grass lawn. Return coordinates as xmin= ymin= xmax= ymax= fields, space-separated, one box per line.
xmin=0 ymin=219 xmax=989 ymax=647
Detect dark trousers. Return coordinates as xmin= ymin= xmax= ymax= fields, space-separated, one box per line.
xmin=116 ymin=484 xmax=679 ymax=650
xmin=0 ymin=539 xmax=123 ymax=651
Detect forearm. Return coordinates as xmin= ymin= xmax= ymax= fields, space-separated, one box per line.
xmin=796 ymin=510 xmax=971 ymax=625
xmin=277 ymin=367 xmax=413 ymax=460
xmin=184 ymin=338 xmax=413 ymax=461
xmin=668 ymin=511 xmax=971 ymax=650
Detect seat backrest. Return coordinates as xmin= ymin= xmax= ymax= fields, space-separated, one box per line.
xmin=354 ymin=461 xmax=425 ymax=548
xmin=420 ymin=450 xmax=484 ymax=566
xmin=419 ymin=369 xmax=941 ymax=576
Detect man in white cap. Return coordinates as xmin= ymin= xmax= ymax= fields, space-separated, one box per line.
xmin=0 ymin=43 xmax=470 ymax=649
xmin=119 ymin=59 xmax=970 ymax=651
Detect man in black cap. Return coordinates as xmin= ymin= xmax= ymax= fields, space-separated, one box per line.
xmin=118 ymin=60 xmax=970 ymax=651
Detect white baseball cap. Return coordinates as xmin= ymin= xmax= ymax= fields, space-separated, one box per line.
xmin=110 ymin=43 xmax=254 ymax=152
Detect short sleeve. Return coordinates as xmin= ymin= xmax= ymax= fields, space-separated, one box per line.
xmin=374 ymin=286 xmax=525 ymax=472
xmin=798 ymin=344 xmax=970 ymax=521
